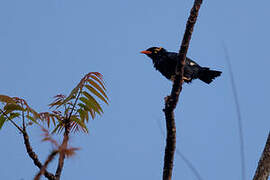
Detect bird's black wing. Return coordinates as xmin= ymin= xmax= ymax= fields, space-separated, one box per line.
xmin=166 ymin=52 xmax=178 ymax=62
xmin=186 ymin=57 xmax=200 ymax=67
xmin=167 ymin=52 xmax=202 ymax=82
xmin=166 ymin=52 xmax=199 ymax=67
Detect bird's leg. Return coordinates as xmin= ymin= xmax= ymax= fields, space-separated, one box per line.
xmin=171 ymin=75 xmax=191 ymax=83
xmin=182 ymin=77 xmax=191 ymax=81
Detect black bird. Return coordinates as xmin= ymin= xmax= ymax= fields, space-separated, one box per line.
xmin=141 ymin=47 xmax=222 ymax=84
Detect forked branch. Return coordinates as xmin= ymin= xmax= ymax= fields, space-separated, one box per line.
xmin=34 ymin=150 xmax=59 ymax=180
xmin=23 ymin=130 xmax=56 ymax=180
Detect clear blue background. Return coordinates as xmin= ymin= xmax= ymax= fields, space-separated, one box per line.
xmin=0 ymin=0 xmax=269 ymax=179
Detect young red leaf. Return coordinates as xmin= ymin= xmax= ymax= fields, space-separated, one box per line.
xmin=87 ymin=79 xmax=108 ymax=100
xmin=26 ymin=115 xmax=39 ymax=125
xmin=80 ymin=93 xmax=103 ymax=114
xmin=4 ymin=103 xmax=24 ymax=112
xmin=85 ymin=85 xmax=108 ymax=105
xmin=70 ymin=115 xmax=88 ymax=133
xmin=0 ymin=115 xmax=6 ymax=130
xmin=79 ymin=97 xmax=101 ymax=115
xmin=9 ymin=112 xmax=21 ymax=120
xmin=0 ymin=95 xmax=16 ymax=104
xmin=89 ymin=74 xmax=106 ymax=90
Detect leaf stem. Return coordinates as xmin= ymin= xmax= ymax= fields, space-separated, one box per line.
xmin=0 ymin=109 xmax=24 ymax=133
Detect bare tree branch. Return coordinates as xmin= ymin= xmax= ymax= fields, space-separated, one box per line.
xmin=162 ymin=0 xmax=203 ymax=179
xmin=34 ymin=150 xmax=58 ymax=180
xmin=223 ymin=44 xmax=246 ymax=180
xmin=22 ymin=130 xmax=56 ymax=180
xmin=0 ymin=107 xmax=56 ymax=179
xmin=55 ymin=121 xmax=70 ymax=180
xmin=155 ymin=118 xmax=204 ymax=180
xmin=253 ymin=132 xmax=270 ymax=180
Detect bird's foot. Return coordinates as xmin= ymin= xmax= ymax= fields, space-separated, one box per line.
xmin=182 ymin=77 xmax=191 ymax=81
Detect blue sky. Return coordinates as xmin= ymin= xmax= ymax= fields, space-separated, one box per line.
xmin=0 ymin=0 xmax=269 ymax=179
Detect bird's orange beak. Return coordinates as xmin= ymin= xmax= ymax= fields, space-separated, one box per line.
xmin=140 ymin=50 xmax=152 ymax=54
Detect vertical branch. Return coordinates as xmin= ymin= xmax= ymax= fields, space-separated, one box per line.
xmin=253 ymin=132 xmax=270 ymax=180
xmin=55 ymin=90 xmax=81 ymax=180
xmin=155 ymin=118 xmax=204 ymax=180
xmin=55 ymin=119 xmax=70 ymax=180
xmin=163 ymin=105 xmax=177 ymax=180
xmin=162 ymin=0 xmax=203 ymax=180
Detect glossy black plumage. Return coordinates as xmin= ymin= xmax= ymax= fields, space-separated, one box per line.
xmin=141 ymin=47 xmax=222 ymax=84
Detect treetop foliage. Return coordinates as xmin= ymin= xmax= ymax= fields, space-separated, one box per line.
xmin=0 ymin=72 xmax=108 ymax=134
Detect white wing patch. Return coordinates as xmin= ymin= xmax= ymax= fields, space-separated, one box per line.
xmin=190 ymin=62 xmax=196 ymax=66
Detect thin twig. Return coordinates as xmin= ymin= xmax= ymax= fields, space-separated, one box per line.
xmin=162 ymin=0 xmax=203 ymax=180
xmin=175 ymin=149 xmax=203 ymax=180
xmin=155 ymin=118 xmax=204 ymax=180
xmin=223 ymin=44 xmax=246 ymax=180
xmin=0 ymin=109 xmax=24 ymax=133
xmin=253 ymin=132 xmax=270 ymax=180
xmin=68 ymin=89 xmax=82 ymax=121
xmin=34 ymin=150 xmax=59 ymax=180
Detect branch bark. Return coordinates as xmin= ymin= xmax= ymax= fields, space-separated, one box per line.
xmin=34 ymin=150 xmax=58 ymax=180
xmin=253 ymin=132 xmax=270 ymax=180
xmin=22 ymin=130 xmax=56 ymax=180
xmin=162 ymin=0 xmax=203 ymax=180
xmin=55 ymin=121 xmax=70 ymax=180
xmin=1 ymin=108 xmax=56 ymax=179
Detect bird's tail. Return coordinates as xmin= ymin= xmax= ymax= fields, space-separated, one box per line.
xmin=198 ymin=67 xmax=222 ymax=84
